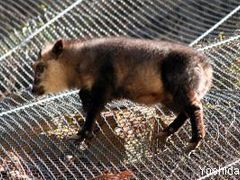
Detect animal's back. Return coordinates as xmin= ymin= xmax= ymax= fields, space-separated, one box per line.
xmin=81 ymin=38 xmax=212 ymax=112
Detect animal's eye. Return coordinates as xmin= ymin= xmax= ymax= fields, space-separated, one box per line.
xmin=36 ymin=63 xmax=45 ymax=73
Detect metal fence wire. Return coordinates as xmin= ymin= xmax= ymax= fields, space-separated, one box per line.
xmin=0 ymin=0 xmax=239 ymax=179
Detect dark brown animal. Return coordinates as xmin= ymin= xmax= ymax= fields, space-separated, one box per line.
xmin=32 ymin=37 xmax=213 ymax=152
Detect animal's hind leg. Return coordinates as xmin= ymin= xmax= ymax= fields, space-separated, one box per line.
xmin=150 ymin=112 xmax=188 ymax=152
xmin=185 ymin=92 xmax=205 ymax=153
xmin=158 ymin=112 xmax=188 ymax=144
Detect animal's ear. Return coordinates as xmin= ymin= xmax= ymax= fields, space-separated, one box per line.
xmin=52 ymin=39 xmax=63 ymax=57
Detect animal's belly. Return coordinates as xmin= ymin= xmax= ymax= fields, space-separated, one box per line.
xmin=133 ymin=93 xmax=159 ymax=105
xmin=132 ymin=92 xmax=173 ymax=105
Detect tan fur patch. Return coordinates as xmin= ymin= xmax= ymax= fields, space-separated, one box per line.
xmin=123 ymin=62 xmax=170 ymax=105
xmin=40 ymin=60 xmax=69 ymax=93
xmin=80 ymin=74 xmax=95 ymax=90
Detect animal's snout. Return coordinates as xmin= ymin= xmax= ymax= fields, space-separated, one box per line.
xmin=33 ymin=77 xmax=41 ymax=86
xmin=31 ymin=85 xmax=45 ymax=95
xmin=31 ymin=72 xmax=45 ymax=95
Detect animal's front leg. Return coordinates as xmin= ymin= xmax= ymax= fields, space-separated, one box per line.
xmin=79 ymin=89 xmax=92 ymax=113
xmin=75 ymin=106 xmax=101 ymax=142
xmin=73 ymin=83 xmax=111 ymax=143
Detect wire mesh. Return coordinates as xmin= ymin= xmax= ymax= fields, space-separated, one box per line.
xmin=0 ymin=0 xmax=239 ymax=179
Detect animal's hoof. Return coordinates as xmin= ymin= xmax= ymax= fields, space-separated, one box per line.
xmin=158 ymin=131 xmax=170 ymax=144
xmin=69 ymin=129 xmax=94 ymax=144
xmin=68 ymin=134 xmax=85 ymax=144
xmin=185 ymin=141 xmax=201 ymax=156
xmin=150 ymin=131 xmax=170 ymax=153
xmin=81 ymin=130 xmax=94 ymax=140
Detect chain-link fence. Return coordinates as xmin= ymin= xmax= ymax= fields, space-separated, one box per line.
xmin=0 ymin=0 xmax=239 ymax=179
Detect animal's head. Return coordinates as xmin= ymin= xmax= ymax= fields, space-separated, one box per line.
xmin=32 ymin=39 xmax=74 ymax=95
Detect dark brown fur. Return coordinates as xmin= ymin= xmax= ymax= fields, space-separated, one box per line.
xmin=32 ymin=37 xmax=213 ymax=152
